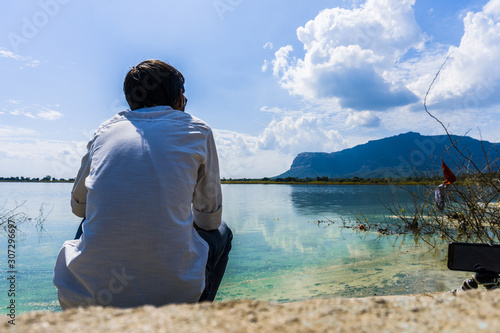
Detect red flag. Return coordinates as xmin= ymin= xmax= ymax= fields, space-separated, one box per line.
xmin=442 ymin=161 xmax=456 ymax=185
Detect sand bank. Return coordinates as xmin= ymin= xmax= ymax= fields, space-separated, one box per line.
xmin=5 ymin=289 xmax=499 ymax=332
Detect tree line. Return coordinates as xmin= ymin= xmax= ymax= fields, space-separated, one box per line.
xmin=221 ymin=175 xmax=447 ymax=185
xmin=0 ymin=176 xmax=75 ymax=182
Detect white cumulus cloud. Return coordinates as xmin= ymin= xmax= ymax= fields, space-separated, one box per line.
xmin=263 ymin=42 xmax=274 ymax=50
xmin=37 ymin=108 xmax=63 ymax=120
xmin=272 ymin=0 xmax=424 ymax=111
xmin=261 ymin=59 xmax=269 ymax=72
xmin=6 ymin=103 xmax=63 ymax=120
xmin=0 ymin=48 xmax=41 ymax=68
xmin=0 ymin=49 xmax=24 ymax=61
xmin=346 ymin=111 xmax=381 ymax=128
xmin=425 ymin=0 xmax=500 ymax=111
xmin=0 ymin=126 xmax=38 ymax=137
xmin=0 ymin=138 xmax=87 ymax=178
xmin=213 ymin=114 xmax=346 ymax=178
xmin=258 ymin=115 xmax=344 ymax=153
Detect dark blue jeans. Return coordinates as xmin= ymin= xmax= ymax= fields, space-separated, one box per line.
xmin=196 ymin=221 xmax=232 ymax=302
xmin=74 ymin=219 xmax=232 ymax=302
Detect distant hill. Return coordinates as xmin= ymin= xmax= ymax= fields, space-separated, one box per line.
xmin=276 ymin=132 xmax=500 ymax=179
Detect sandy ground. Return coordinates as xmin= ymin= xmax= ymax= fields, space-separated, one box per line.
xmin=4 ymin=289 xmax=500 ymax=332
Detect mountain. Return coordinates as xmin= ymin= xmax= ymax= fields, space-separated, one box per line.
xmin=276 ymin=132 xmax=500 ymax=179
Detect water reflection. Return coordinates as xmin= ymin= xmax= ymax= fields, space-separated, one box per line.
xmin=290 ymin=184 xmax=408 ymax=213
xmin=222 ymin=184 xmax=421 ymax=261
xmin=220 ymin=184 xmax=468 ymax=302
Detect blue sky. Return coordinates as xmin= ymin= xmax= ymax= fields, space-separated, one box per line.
xmin=1 ymin=0 xmax=499 ymax=179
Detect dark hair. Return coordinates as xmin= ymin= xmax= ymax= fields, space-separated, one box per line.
xmin=123 ymin=59 xmax=185 ymax=110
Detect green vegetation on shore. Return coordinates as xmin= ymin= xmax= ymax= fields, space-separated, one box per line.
xmin=0 ymin=175 xmax=74 ymax=183
xmin=221 ymin=176 xmax=444 ymax=185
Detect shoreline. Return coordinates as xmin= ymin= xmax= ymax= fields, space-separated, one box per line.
xmin=0 ymin=180 xmax=424 ymax=185
xmin=6 ymin=290 xmax=500 ymax=332
xmin=0 ymin=179 xmax=438 ymax=186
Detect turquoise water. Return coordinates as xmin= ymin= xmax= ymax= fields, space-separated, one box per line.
xmin=0 ymin=183 xmax=470 ymax=314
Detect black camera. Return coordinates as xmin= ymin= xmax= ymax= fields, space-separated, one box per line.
xmin=448 ymin=242 xmax=500 ymax=272
xmin=448 ymin=242 xmax=500 ymax=291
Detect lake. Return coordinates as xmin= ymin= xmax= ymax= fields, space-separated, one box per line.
xmin=0 ymin=183 xmax=469 ymax=314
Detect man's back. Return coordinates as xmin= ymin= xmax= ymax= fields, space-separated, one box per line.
xmin=54 ymin=105 xmax=223 ymax=308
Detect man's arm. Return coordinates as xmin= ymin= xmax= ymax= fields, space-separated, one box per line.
xmin=192 ymin=130 xmax=222 ymax=231
xmin=71 ymin=149 xmax=91 ymax=218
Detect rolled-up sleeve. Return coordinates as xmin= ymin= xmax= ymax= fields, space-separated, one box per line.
xmin=192 ymin=130 xmax=222 ymax=231
xmin=71 ymin=147 xmax=91 ymax=218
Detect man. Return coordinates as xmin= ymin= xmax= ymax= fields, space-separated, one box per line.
xmin=53 ymin=59 xmax=232 ymax=309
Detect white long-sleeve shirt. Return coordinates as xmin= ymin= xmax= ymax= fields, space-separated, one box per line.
xmin=53 ymin=106 xmax=223 ymax=309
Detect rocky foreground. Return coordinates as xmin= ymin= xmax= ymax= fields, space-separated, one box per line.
xmin=6 ymin=289 xmax=500 ymax=332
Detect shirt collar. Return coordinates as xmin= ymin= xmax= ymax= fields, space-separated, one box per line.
xmin=132 ymin=105 xmax=176 ymax=113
